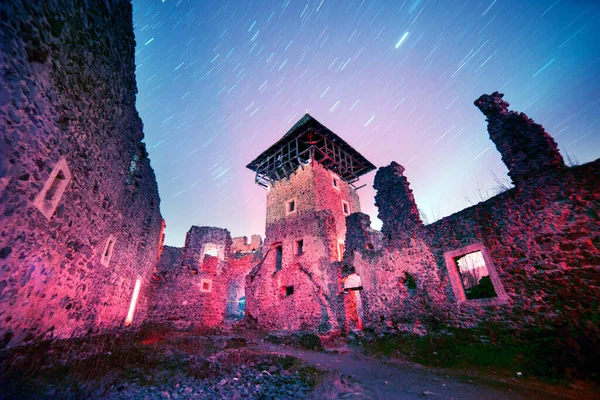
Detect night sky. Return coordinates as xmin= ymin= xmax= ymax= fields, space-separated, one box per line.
xmin=132 ymin=0 xmax=600 ymax=247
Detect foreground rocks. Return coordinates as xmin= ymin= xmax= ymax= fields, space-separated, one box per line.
xmin=2 ymin=329 xmax=598 ymax=399
xmin=0 ymin=331 xmax=363 ymax=399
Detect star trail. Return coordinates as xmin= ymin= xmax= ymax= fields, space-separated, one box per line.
xmin=133 ymin=0 xmax=600 ymax=246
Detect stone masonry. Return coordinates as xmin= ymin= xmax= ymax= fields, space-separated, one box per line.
xmin=1 ymin=0 xmax=598 ymax=373
xmin=341 ymin=94 xmax=599 ymax=341
xmin=241 ymin=95 xmax=598 ymax=350
xmin=245 ymin=160 xmax=360 ymax=332
xmin=148 ymin=227 xmax=260 ymax=330
xmin=474 ymin=91 xmax=566 ymax=184
xmin=0 ymin=1 xmax=163 ymax=347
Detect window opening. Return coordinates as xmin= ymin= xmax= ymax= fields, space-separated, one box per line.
xmin=125 ymin=277 xmax=142 ymax=326
xmin=101 ymin=235 xmax=116 ymax=266
xmin=443 ymin=244 xmax=508 ymax=305
xmin=200 ymin=278 xmax=212 ymax=293
xmin=33 ymin=157 xmax=72 ymax=220
xmin=275 ymin=245 xmax=283 ymax=271
xmin=296 ymin=239 xmax=304 ymax=255
xmin=286 ymin=198 xmax=296 ymax=214
xmin=45 ymin=170 xmax=65 ymax=200
xmin=455 ymin=251 xmax=497 ymax=300
xmin=342 ymin=200 xmax=350 ymax=215
xmin=201 ymin=243 xmax=224 ymax=262
xmin=285 ymin=286 xmax=294 ymax=296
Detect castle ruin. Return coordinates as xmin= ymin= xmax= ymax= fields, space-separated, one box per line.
xmin=0 ymin=1 xmax=598 ymax=374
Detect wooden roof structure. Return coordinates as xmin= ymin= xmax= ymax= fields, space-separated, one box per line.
xmin=246 ymin=114 xmax=376 ymax=189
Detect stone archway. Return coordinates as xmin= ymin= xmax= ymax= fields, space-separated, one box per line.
xmin=343 ymin=273 xmax=364 ymax=331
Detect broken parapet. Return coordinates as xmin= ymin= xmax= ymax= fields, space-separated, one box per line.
xmin=232 ymin=235 xmax=263 ymax=254
xmin=181 ymin=226 xmax=232 ymax=273
xmin=344 ymin=213 xmax=383 ymax=262
xmin=374 ymin=162 xmax=423 ymax=244
xmin=474 ymin=92 xmax=565 ymax=185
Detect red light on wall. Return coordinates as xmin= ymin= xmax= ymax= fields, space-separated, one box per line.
xmin=125 ymin=278 xmax=142 ymax=327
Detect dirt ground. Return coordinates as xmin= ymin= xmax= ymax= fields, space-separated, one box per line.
xmin=254 ymin=340 xmax=598 ymax=399
xmin=1 ymin=329 xmax=598 ymax=399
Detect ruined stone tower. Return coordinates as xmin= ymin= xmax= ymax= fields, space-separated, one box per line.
xmin=245 ymin=114 xmax=375 ymax=331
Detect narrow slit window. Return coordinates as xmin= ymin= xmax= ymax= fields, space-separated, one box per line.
xmin=45 ymin=170 xmax=65 ymax=200
xmin=33 ymin=157 xmax=72 ymax=220
xmin=332 ymin=177 xmax=339 ymax=189
xmin=342 ymin=200 xmax=350 ymax=216
xmin=101 ymin=235 xmax=116 ymax=267
xmin=275 ymin=245 xmax=283 ymax=271
xmin=337 ymin=241 xmax=345 ymax=262
xmin=125 ymin=277 xmax=142 ymax=327
xmin=296 ymin=239 xmax=304 ymax=255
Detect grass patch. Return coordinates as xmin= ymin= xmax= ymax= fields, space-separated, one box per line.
xmin=359 ymin=326 xmax=599 ymax=383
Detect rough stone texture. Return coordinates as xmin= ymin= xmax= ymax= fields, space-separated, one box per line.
xmin=1 ymin=1 xmax=597 ymax=370
xmin=343 ymin=212 xmax=383 ymax=263
xmin=474 ymin=91 xmax=565 ymax=185
xmin=0 ymin=0 xmax=163 ymax=347
xmin=232 ymin=235 xmax=262 ymax=254
xmin=373 ymin=161 xmax=423 ymax=245
xmin=148 ymin=227 xmax=260 ymax=329
xmin=348 ymin=239 xmax=450 ymax=335
xmin=340 ymin=96 xmax=598 ymax=339
xmin=426 ymin=160 xmax=600 ymax=332
xmin=342 ymin=159 xmax=599 ymax=340
xmin=244 ymin=97 xmax=598 ymax=344
xmin=246 ymin=161 xmax=360 ymax=332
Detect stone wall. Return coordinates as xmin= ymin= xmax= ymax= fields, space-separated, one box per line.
xmin=341 ymin=93 xmax=599 ymax=339
xmin=232 ymin=235 xmax=262 ymax=254
xmin=474 ymin=92 xmax=565 ymax=185
xmin=147 ymin=227 xmax=260 ymax=329
xmin=0 ymin=0 xmax=163 ymax=347
xmin=426 ymin=160 xmax=600 ymax=332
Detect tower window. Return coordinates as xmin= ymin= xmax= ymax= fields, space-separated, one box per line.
xmin=332 ymin=176 xmax=339 ymax=189
xmin=286 ymin=198 xmax=296 ymax=214
xmin=296 ymin=239 xmax=304 ymax=255
xmin=33 ymin=157 xmax=72 ymax=220
xmin=275 ymin=245 xmax=283 ymax=271
xmin=284 ymin=286 xmax=294 ymax=296
xmin=342 ymin=200 xmax=350 ymax=215
xmin=200 ymin=278 xmax=212 ymax=293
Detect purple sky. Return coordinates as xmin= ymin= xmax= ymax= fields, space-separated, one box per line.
xmin=132 ymin=0 xmax=600 ymax=247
